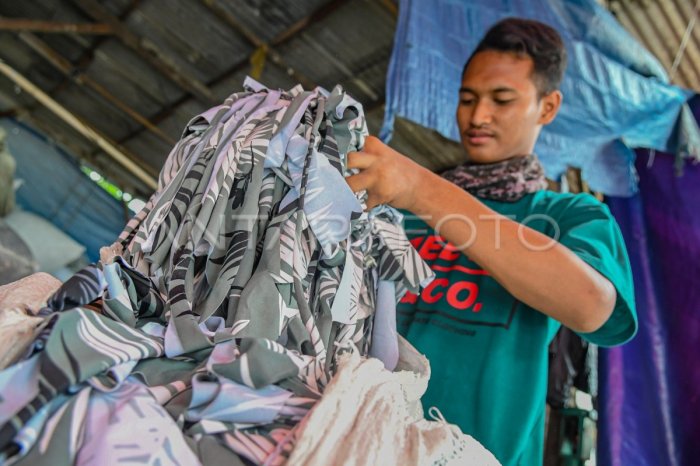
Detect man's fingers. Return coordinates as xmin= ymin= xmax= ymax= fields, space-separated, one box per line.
xmin=347 ymin=136 xmax=389 ymax=210
xmin=346 ymin=170 xmax=373 ymax=194
xmin=365 ymin=193 xmax=382 ymax=211
xmin=347 ymin=151 xmax=376 ymax=170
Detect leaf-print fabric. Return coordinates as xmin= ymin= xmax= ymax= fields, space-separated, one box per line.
xmin=0 ymin=79 xmax=433 ymax=466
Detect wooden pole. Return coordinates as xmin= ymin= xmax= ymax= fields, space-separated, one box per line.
xmin=18 ymin=31 xmax=177 ymax=146
xmin=71 ymin=0 xmax=216 ymax=105
xmin=0 ymin=18 xmax=113 ymax=35
xmin=0 ymin=60 xmax=158 ymax=191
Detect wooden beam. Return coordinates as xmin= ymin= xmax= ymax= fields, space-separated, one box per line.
xmin=118 ymin=0 xmax=353 ymax=147
xmin=300 ymin=32 xmax=379 ymax=101
xmin=3 ymin=97 xmax=151 ymax=196
xmin=17 ymin=31 xmax=177 ymax=146
xmin=0 ymin=18 xmax=114 ymax=35
xmin=40 ymin=0 xmax=149 ymax=113
xmin=200 ymin=0 xmax=262 ymax=47
xmin=270 ymin=0 xmax=354 ymax=45
xmin=49 ymin=0 xmax=143 ymax=91
xmin=378 ymin=0 xmax=398 ymax=18
xmin=70 ymin=0 xmax=217 ymax=105
xmin=2 ymin=0 xmax=155 ymax=196
xmin=0 ymin=60 xmax=158 ymax=190
xmin=199 ymin=0 xmax=317 ymax=91
xmin=201 ymin=0 xmax=378 ymax=102
xmin=12 ymin=110 xmax=150 ymax=198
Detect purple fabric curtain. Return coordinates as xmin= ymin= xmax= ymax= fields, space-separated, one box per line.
xmin=600 ymin=104 xmax=700 ymax=464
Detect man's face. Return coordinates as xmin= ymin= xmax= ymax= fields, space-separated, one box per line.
xmin=456 ymin=50 xmax=560 ymax=164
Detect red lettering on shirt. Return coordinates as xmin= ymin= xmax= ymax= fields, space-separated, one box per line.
xmin=410 ymin=236 xmax=424 ymax=248
xmin=446 ymin=281 xmax=479 ymax=310
xmin=411 ymin=236 xmax=486 ymax=271
xmin=438 ymin=242 xmax=461 ymax=262
xmin=400 ymin=291 xmax=418 ymax=304
xmin=419 ymin=235 xmax=446 ymax=261
xmin=403 ymin=235 xmax=486 ymax=313
xmin=423 ymin=278 xmax=449 ymax=304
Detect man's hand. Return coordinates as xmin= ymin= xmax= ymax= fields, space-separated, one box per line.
xmin=346 ymin=135 xmax=616 ymax=334
xmin=346 ymin=135 xmax=432 ymax=210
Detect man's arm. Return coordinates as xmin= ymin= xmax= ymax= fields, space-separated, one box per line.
xmin=347 ymin=136 xmax=616 ymax=333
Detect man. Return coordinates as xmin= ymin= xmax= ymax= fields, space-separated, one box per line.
xmin=347 ymin=18 xmax=637 ymax=466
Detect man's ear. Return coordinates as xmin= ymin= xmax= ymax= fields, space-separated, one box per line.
xmin=538 ymin=90 xmax=562 ymax=126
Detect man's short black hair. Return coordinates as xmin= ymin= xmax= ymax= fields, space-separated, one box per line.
xmin=463 ymin=18 xmax=567 ymax=97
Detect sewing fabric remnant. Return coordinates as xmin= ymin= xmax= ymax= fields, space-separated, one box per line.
xmin=0 ymin=78 xmax=435 ymax=465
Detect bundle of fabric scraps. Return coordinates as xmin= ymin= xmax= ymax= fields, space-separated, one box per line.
xmin=0 ymin=78 xmax=497 ymax=466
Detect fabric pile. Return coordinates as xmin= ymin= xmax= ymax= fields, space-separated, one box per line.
xmin=0 ymin=273 xmax=60 ymax=370
xmin=288 ymin=336 xmax=500 ymax=466
xmin=0 ymin=79 xmax=454 ymax=465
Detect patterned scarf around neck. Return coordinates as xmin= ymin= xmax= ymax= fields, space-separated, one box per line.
xmin=440 ymin=154 xmax=548 ymax=202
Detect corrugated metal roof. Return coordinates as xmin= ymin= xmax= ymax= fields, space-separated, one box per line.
xmin=0 ymin=0 xmax=417 ymax=198
xmin=607 ymin=0 xmax=700 ymax=90
xmin=8 ymin=0 xmax=691 ymax=200
xmin=209 ymin=0 xmax=332 ymax=44
xmin=275 ymin=0 xmax=394 ymax=103
xmin=124 ymin=1 xmax=253 ymax=81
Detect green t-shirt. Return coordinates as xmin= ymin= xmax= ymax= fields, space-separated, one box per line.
xmin=397 ymin=190 xmax=637 ymax=466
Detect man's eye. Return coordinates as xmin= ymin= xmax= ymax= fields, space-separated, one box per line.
xmin=494 ymin=99 xmax=514 ymax=105
xmin=460 ymin=99 xmax=475 ymax=105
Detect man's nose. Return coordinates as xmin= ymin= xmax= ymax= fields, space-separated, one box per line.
xmin=470 ymin=101 xmax=493 ymax=127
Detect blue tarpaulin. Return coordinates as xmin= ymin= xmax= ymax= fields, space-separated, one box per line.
xmin=381 ymin=0 xmax=700 ymax=196
xmin=1 ymin=118 xmax=126 ymax=262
